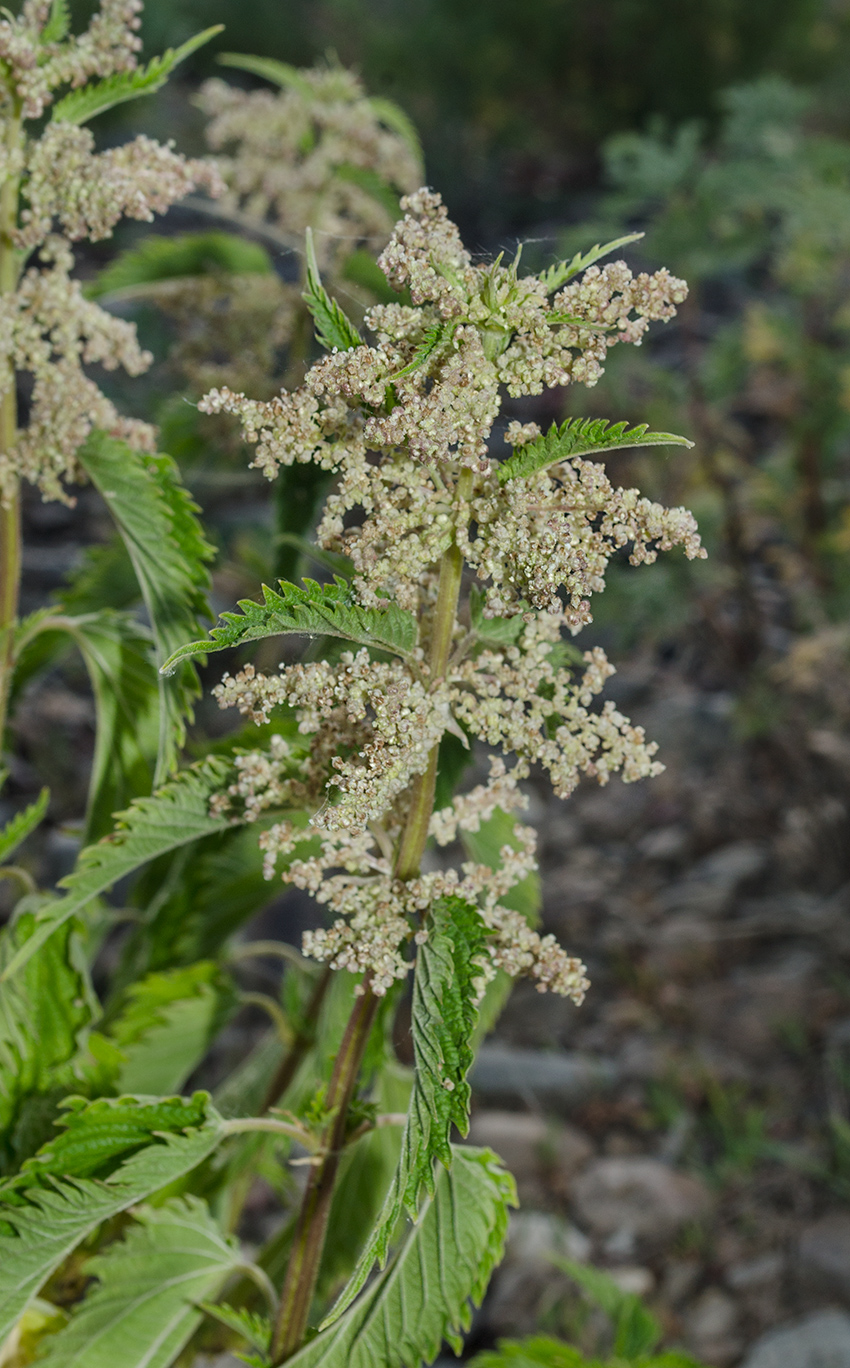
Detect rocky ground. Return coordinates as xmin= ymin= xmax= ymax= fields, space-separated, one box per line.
xmin=6 ymin=482 xmax=850 ymax=1368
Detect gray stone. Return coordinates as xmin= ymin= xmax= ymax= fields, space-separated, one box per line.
xmin=684 ymin=1288 xmax=741 ymax=1367
xmin=470 ymin=1047 xmax=618 ymax=1112
xmin=571 ymin=1157 xmax=711 ymax=1243
xmin=482 ymin=1211 xmax=590 ymax=1338
xmin=467 ymin=1110 xmax=593 ymax=1206
xmin=725 ymin=1252 xmax=784 ymax=1291
xmin=659 ymin=840 xmax=767 ymax=917
xmin=799 ymin=1213 xmax=850 ymax=1301
xmin=741 ymin=1311 xmax=850 ymax=1368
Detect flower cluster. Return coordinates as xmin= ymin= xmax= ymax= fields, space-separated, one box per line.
xmin=207 ymin=189 xmax=700 ymax=1007
xmin=200 ymin=189 xmax=687 ymax=483
xmin=197 ymin=64 xmax=423 ymax=275
xmin=0 ymin=1 xmax=222 ymax=506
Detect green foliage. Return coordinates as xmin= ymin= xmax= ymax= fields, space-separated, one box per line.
xmin=199 ymin=1302 xmax=272 ymax=1355
xmin=90 ymin=233 xmax=274 ymax=299
xmin=106 ymin=962 xmax=233 ymax=1096
xmin=0 ymin=788 xmax=48 ymax=864
xmin=498 ymin=418 xmax=693 ymax=484
xmin=77 ymin=433 xmax=215 ymax=782
xmin=0 ymin=1095 xmax=224 ymax=1344
xmin=388 ymin=322 xmax=454 ymax=381
xmin=303 ymin=228 xmax=364 ymax=353
xmin=218 ymin=51 xmax=314 ymax=93
xmin=40 ymin=0 xmax=70 ymax=45
xmin=462 ymin=807 xmax=541 ymax=923
xmin=326 ymin=897 xmax=487 ymax=1322
xmin=51 ymin=27 xmax=224 ymax=124
xmin=37 ymin=1197 xmax=242 ymax=1368
xmin=551 ymin=1258 xmax=661 ymax=1359
xmin=302 ymin=1148 xmax=515 ymax=1362
xmin=161 ymin=576 xmax=417 ymax=673
xmin=58 ymin=538 xmax=140 ymax=616
xmin=0 ymin=913 xmax=94 ymax=1173
xmin=0 ymin=757 xmax=233 ymax=983
xmin=470 ymin=1337 xmax=701 ymax=1368
xmin=539 ymin=234 xmax=644 ymax=293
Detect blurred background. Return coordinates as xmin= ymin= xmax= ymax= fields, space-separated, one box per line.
xmin=12 ymin=1 xmax=850 ymax=1364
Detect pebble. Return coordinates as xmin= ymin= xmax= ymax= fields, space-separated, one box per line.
xmin=470 ymin=1046 xmax=618 ymax=1112
xmin=741 ymin=1311 xmax=850 ymax=1368
xmin=684 ymin=1288 xmax=741 ymax=1366
xmin=798 ymin=1212 xmax=850 ymax=1300
xmin=467 ymin=1110 xmax=593 ymax=1207
xmin=571 ymin=1156 xmax=711 ymax=1243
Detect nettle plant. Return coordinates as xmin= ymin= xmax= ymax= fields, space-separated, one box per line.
xmin=0 ymin=29 xmax=704 ymax=1368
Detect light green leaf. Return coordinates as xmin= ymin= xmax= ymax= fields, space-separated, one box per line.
xmin=198 ymin=1302 xmax=271 ymax=1355
xmin=298 ymin=1148 xmax=514 ymax=1365
xmin=108 ymin=962 xmax=231 ymax=1096
xmin=161 ymin=576 xmax=417 ymax=674
xmin=303 ymin=228 xmax=363 ymax=353
xmin=498 ymin=417 xmax=693 ymax=484
xmin=37 ymin=1196 xmax=242 ymax=1368
xmin=77 ymin=433 xmax=215 ymax=782
xmin=325 ymin=898 xmax=487 ymax=1323
xmin=0 ymin=1096 xmax=224 ymax=1344
xmin=40 ymin=0 xmax=70 ymax=44
xmin=0 ymin=789 xmax=48 ymax=865
xmin=550 ymin=1257 xmax=661 ymax=1360
xmin=0 ymin=758 xmax=233 ymax=983
xmin=366 ymin=97 xmax=424 ymax=170
xmin=0 ymin=912 xmax=94 ymax=1171
xmin=51 ymin=27 xmax=223 ymax=124
xmin=539 ymin=233 xmax=644 ymax=293
xmin=462 ymin=808 xmax=541 ymax=923
xmin=217 ymin=52 xmax=313 ymax=96
xmin=469 ymin=585 xmax=524 ymax=648
xmin=388 ymin=321 xmax=454 ymax=381
xmin=88 ymin=232 xmax=273 ymax=301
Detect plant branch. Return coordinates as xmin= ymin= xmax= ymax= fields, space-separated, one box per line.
xmin=0 ymin=110 xmax=22 ymax=749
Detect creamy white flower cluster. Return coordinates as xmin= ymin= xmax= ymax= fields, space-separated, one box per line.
xmin=199 ymin=187 xmax=686 ymax=482
xmin=257 ymin=810 xmax=588 ymax=1002
xmin=0 ymin=0 xmax=223 ymax=506
xmin=0 ymin=0 xmax=143 ymax=121
xmin=197 ymin=64 xmax=422 ymax=275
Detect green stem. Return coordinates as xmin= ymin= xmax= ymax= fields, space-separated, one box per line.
xmin=0 ymin=110 xmax=22 ymax=751
xmin=270 ymin=464 xmax=475 ymax=1362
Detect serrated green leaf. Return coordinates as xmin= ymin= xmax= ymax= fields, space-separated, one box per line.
xmin=38 ymin=1196 xmax=242 ymax=1368
xmin=539 ymin=234 xmax=644 ymax=293
xmin=498 ymin=417 xmax=693 ymax=484
xmin=298 ymin=1148 xmax=514 ymax=1365
xmin=217 ymin=52 xmax=313 ymax=95
xmin=469 ymin=585 xmax=524 ymax=648
xmin=199 ymin=1302 xmax=272 ymax=1354
xmin=51 ymin=26 xmax=223 ymax=124
xmin=0 ymin=789 xmax=48 ymax=865
xmin=325 ymin=897 xmax=487 ymax=1324
xmin=303 ymin=228 xmax=363 ymax=353
xmin=0 ymin=912 xmax=94 ymax=1173
xmin=59 ymin=536 xmax=139 ymax=615
xmin=388 ymin=321 xmax=454 ymax=381
xmin=77 ymin=433 xmax=215 ymax=782
xmin=0 ymin=1097 xmax=224 ymax=1344
xmin=469 ymin=1338 xmax=586 ymax=1368
xmin=161 ymin=576 xmax=417 ymax=673
xmin=40 ymin=0 xmax=70 ymax=44
xmin=0 ymin=757 xmax=233 ymax=983
xmin=108 ymin=962 xmax=231 ymax=1096
xmin=88 ymin=232 xmax=273 ymax=300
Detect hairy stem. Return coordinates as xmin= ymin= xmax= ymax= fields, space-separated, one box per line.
xmin=0 ymin=111 xmax=21 ymax=749
xmin=270 ymin=981 xmax=379 ymax=1363
xmin=270 ymin=464 xmax=474 ymax=1361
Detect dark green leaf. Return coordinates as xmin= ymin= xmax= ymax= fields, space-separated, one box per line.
xmin=108 ymin=962 xmax=233 ymax=1096
xmin=0 ymin=757 xmax=233 ymax=983
xmin=161 ymin=576 xmax=417 ymax=673
xmin=300 ymin=1148 xmax=515 ymax=1362
xmin=88 ymin=232 xmax=273 ymax=300
xmin=217 ymin=52 xmax=313 ymax=95
xmin=77 ymin=432 xmax=215 ymax=782
xmin=498 ymin=417 xmax=693 ymax=484
xmin=550 ymin=1256 xmax=662 ymax=1359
